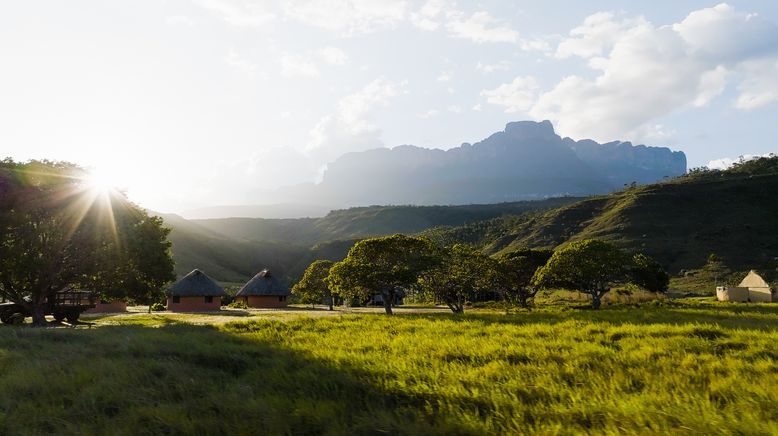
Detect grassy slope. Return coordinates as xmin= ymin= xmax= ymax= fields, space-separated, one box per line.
xmin=189 ymin=198 xmax=581 ymax=246
xmin=1 ymin=301 xmax=777 ymax=434
xmin=425 ymin=159 xmax=778 ymax=289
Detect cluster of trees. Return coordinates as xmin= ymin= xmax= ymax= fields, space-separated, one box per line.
xmin=0 ymin=159 xmax=175 ymax=325
xmin=293 ymin=234 xmax=669 ymax=314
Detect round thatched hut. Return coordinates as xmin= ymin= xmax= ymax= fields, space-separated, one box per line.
xmin=236 ymin=270 xmax=290 ymax=308
xmin=166 ymin=269 xmax=226 ymax=312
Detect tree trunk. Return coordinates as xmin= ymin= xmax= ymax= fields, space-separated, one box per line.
xmin=31 ymin=303 xmax=47 ymax=326
xmin=591 ymin=293 xmax=602 ymax=310
xmin=328 ymin=299 xmax=333 ymax=311
xmin=381 ymin=289 xmax=394 ymax=315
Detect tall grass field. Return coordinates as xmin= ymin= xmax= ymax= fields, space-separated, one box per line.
xmin=1 ymin=300 xmax=777 ymax=434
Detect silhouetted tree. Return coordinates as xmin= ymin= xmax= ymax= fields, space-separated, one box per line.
xmin=0 ymin=160 xmax=174 ymax=325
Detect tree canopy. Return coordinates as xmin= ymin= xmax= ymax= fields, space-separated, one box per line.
xmin=0 ymin=159 xmax=175 ymax=324
xmin=292 ymin=260 xmax=336 ymax=310
xmin=492 ymin=248 xmax=553 ymax=308
xmin=418 ymin=244 xmax=493 ymax=313
xmin=326 ymin=234 xmax=435 ymax=315
xmin=532 ymin=240 xmax=630 ymax=309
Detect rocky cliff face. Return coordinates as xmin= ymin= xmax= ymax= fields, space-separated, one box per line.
xmin=276 ymin=120 xmax=687 ymax=207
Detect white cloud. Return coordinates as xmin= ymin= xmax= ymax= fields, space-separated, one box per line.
xmin=437 ymin=70 xmax=453 ymax=82
xmin=555 ymin=12 xmax=647 ymax=59
xmin=480 ymin=76 xmax=538 ymax=113
xmin=282 ymin=0 xmax=407 ymax=35
xmin=196 ymin=0 xmax=275 ymax=27
xmin=445 ymin=10 xmax=518 ymax=43
xmin=317 ymin=46 xmax=349 ymax=65
xmin=306 ymin=78 xmax=404 ymax=166
xmin=478 ymin=4 xmax=778 ymax=142
xmin=410 ymin=0 xmax=447 ymax=31
xmin=519 ymin=38 xmax=552 ymax=52
xmin=225 ymin=49 xmax=258 ymax=74
xmin=476 ymin=60 xmax=511 ymax=74
xmin=736 ymin=59 xmax=778 ymax=109
xmin=280 ymin=54 xmax=320 ymax=78
xmin=167 ymin=15 xmax=196 ymax=27
xmin=707 ymin=153 xmax=773 ymax=170
xmin=673 ymin=3 xmax=778 ymax=62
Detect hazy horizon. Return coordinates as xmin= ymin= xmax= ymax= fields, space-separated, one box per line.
xmin=3 ymin=1 xmax=778 ymax=213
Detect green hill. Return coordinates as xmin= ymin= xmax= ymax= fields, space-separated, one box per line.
xmin=423 ymin=157 xmax=778 ymax=290
xmin=159 ymin=198 xmax=579 ymax=285
xmin=188 ymin=198 xmax=581 ymax=246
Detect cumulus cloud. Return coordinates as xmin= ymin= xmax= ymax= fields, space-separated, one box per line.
xmin=482 ymin=3 xmax=778 ymax=142
xmin=196 ymin=0 xmax=275 ymax=27
xmin=437 ymin=70 xmax=453 ymax=82
xmin=225 ymin=48 xmax=258 ymax=74
xmin=707 ymin=153 xmax=774 ymax=170
xmin=736 ymin=59 xmax=778 ymax=109
xmin=476 ymin=60 xmax=511 ymax=74
xmin=305 ymin=78 xmax=404 ymax=166
xmin=317 ymin=46 xmax=349 ymax=65
xmin=280 ymin=54 xmax=320 ymax=78
xmin=410 ymin=0 xmax=445 ymax=31
xmin=480 ymin=76 xmax=538 ymax=113
xmin=282 ymin=0 xmax=407 ymax=35
xmin=445 ymin=10 xmax=518 ymax=43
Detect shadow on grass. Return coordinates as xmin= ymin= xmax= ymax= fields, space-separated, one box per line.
xmin=0 ymin=323 xmax=474 ymax=435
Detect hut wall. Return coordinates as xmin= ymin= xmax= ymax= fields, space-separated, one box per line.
xmin=716 ymin=286 xmax=749 ymax=302
xmin=84 ymin=301 xmax=127 ymax=314
xmin=243 ymin=295 xmax=288 ymax=308
xmin=167 ymin=296 xmax=221 ymax=312
xmin=748 ymin=288 xmax=774 ymax=303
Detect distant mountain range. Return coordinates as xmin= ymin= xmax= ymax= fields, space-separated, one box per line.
xmin=208 ymin=120 xmax=685 ymax=218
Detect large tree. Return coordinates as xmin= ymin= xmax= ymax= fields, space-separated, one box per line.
xmin=630 ymin=253 xmax=669 ymax=293
xmin=492 ymin=248 xmax=553 ymax=308
xmin=0 ymin=159 xmax=175 ymax=325
xmin=531 ymin=240 xmax=630 ymax=309
xmin=292 ymin=260 xmax=337 ymax=310
xmin=326 ymin=234 xmax=435 ymax=315
xmin=418 ymin=244 xmax=493 ymax=313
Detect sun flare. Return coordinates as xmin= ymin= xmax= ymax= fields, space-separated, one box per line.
xmin=84 ymin=168 xmax=120 ymax=194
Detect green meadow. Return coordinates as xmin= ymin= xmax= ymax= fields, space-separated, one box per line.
xmin=1 ymin=300 xmax=777 ymax=435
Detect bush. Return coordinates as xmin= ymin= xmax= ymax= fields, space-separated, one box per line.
xmin=228 ymin=301 xmax=248 ymax=309
xmin=150 ymin=302 xmax=166 ymax=311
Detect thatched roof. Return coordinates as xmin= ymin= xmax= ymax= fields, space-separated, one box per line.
xmin=739 ymin=270 xmax=772 ymax=288
xmin=167 ymin=269 xmax=226 ymax=297
xmin=236 ymin=270 xmax=290 ymax=297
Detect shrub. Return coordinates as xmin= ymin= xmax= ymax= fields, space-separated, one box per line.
xmin=228 ymin=300 xmax=248 ymax=309
xmin=150 ymin=302 xmax=166 ymax=311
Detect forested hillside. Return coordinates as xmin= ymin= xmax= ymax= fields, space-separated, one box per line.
xmin=160 ymin=198 xmax=579 ymax=284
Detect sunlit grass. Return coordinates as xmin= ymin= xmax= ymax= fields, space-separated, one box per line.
xmin=0 ymin=300 xmax=777 ymax=434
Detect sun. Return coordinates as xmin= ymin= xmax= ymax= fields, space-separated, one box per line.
xmin=84 ymin=168 xmax=120 ymax=195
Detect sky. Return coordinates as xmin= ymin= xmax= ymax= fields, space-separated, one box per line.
xmin=2 ymin=1 xmax=778 ymax=213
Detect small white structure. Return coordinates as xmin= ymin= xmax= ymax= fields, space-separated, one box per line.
xmin=716 ymin=270 xmax=775 ymax=302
